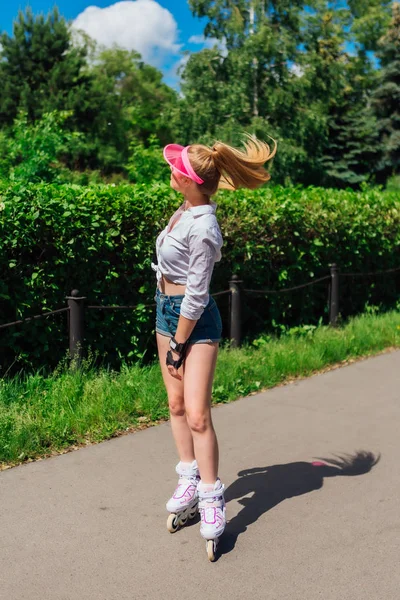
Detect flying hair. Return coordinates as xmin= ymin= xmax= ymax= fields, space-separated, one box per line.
xmin=187 ymin=134 xmax=277 ymax=197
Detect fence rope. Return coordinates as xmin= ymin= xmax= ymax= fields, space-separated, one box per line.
xmin=1 ymin=265 xmax=398 ymax=330
xmin=340 ymin=265 xmax=400 ymax=278
xmin=87 ymin=289 xmax=232 ymax=310
xmin=0 ymin=307 xmax=70 ymax=330
xmin=87 ymin=303 xmax=156 ymax=310
xmin=244 ymin=275 xmax=331 ymax=295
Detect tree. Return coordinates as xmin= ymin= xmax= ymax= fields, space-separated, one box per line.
xmin=90 ymin=47 xmax=176 ymax=143
xmin=86 ymin=47 xmax=177 ymax=172
xmin=181 ymin=0 xmax=392 ymax=186
xmin=8 ymin=111 xmax=81 ymax=182
xmin=0 ymin=9 xmax=178 ymax=175
xmin=371 ymin=2 xmax=400 ymax=179
xmin=0 ymin=8 xmax=91 ymax=126
xmin=321 ymin=106 xmax=380 ymax=186
xmin=188 ymin=0 xmax=314 ymax=119
xmin=347 ymin=0 xmax=393 ymax=52
xmin=300 ymin=7 xmax=381 ymax=186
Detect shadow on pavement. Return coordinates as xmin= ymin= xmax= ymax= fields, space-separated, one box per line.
xmin=218 ymin=451 xmax=380 ymax=558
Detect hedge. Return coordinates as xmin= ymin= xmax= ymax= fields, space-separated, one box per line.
xmin=0 ymin=181 xmax=399 ymax=373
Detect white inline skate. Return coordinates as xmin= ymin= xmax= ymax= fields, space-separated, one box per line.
xmin=197 ymin=479 xmax=226 ymax=562
xmin=166 ymin=460 xmax=200 ymax=533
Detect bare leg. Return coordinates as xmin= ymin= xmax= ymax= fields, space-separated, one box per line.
xmin=156 ymin=333 xmax=195 ymax=462
xmin=183 ymin=342 xmax=219 ymax=484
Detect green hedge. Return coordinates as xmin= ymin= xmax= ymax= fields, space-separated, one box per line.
xmin=0 ymin=181 xmax=399 ymax=373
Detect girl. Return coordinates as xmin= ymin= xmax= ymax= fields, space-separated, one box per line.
xmin=152 ymin=136 xmax=276 ymax=560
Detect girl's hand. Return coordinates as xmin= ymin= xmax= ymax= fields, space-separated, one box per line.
xmin=167 ymin=350 xmax=182 ymax=380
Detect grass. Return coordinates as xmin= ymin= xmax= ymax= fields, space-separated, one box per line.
xmin=1 ymin=309 xmax=400 ymax=469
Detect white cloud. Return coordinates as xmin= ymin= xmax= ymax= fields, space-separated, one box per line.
xmin=189 ymin=35 xmax=210 ymax=45
xmin=72 ymin=0 xmax=180 ymax=66
xmin=189 ymin=34 xmax=227 ymax=57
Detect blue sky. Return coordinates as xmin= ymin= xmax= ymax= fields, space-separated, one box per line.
xmin=1 ymin=1 xmax=211 ymax=87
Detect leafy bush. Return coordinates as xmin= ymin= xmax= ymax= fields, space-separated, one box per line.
xmin=4 ymin=111 xmax=82 ymax=183
xmin=0 ymin=132 xmax=12 ymax=179
xmin=126 ymin=135 xmax=168 ymax=184
xmin=0 ymin=181 xmax=399 ymax=373
xmin=386 ymin=176 xmax=400 ymax=192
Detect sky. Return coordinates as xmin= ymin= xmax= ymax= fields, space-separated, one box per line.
xmin=1 ymin=0 xmax=215 ymax=87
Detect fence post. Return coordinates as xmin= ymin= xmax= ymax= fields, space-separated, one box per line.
xmin=329 ymin=264 xmax=339 ymax=326
xmin=229 ymin=274 xmax=242 ymax=348
xmin=66 ymin=289 xmax=86 ymax=364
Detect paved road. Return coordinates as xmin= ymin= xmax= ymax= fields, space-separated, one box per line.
xmin=1 ymin=351 xmax=400 ymax=600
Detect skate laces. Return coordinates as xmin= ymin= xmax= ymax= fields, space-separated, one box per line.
xmin=198 ymin=484 xmax=225 ymax=522
xmin=175 ymin=462 xmax=200 ymax=485
xmin=197 ymin=483 xmax=225 ymax=502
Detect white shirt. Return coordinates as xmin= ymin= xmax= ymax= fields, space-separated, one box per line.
xmin=152 ymin=201 xmax=223 ymax=320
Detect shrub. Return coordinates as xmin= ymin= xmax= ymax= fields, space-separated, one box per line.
xmin=0 ymin=181 xmax=399 ymax=373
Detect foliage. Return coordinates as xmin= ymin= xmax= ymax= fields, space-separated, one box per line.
xmin=0 ymin=132 xmax=12 ymax=179
xmin=176 ymin=0 xmax=396 ymax=186
xmin=386 ymin=175 xmax=400 ymax=191
xmin=6 ymin=111 xmax=81 ymax=182
xmin=0 ymin=9 xmax=177 ymax=175
xmin=0 ymin=8 xmax=91 ymax=125
xmin=371 ymin=3 xmax=400 ymax=179
xmin=83 ymin=47 xmax=177 ymax=173
xmin=126 ymin=135 xmax=169 ymax=184
xmin=0 ymin=181 xmax=399 ymax=374
xmin=0 ymin=3 xmax=398 ymax=186
xmin=321 ymin=105 xmax=381 ymax=187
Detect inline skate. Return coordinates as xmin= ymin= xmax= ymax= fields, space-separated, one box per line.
xmin=197 ymin=479 xmax=226 ymax=561
xmin=166 ymin=460 xmax=200 ymax=533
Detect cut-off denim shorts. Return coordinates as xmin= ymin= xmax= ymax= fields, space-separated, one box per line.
xmin=155 ymin=288 xmax=222 ymax=344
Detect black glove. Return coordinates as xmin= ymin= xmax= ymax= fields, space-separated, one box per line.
xmin=166 ymin=336 xmax=189 ymax=370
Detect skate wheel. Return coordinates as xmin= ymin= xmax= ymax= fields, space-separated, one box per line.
xmin=206 ymin=540 xmax=217 ymax=562
xmin=167 ymin=513 xmax=179 ymax=533
xmin=188 ymin=505 xmax=198 ymax=519
xmin=179 ymin=515 xmax=188 ymax=527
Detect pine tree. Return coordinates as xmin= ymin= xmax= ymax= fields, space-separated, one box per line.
xmin=0 ymin=8 xmax=91 ymax=125
xmin=371 ymin=2 xmax=400 ymax=179
xmin=321 ymin=104 xmax=380 ymax=187
xmin=303 ymin=6 xmax=383 ymax=187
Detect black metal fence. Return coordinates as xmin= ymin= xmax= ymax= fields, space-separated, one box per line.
xmin=1 ymin=263 xmax=399 ymax=365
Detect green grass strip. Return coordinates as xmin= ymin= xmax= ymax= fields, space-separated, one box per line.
xmin=1 ymin=310 xmax=400 ymax=468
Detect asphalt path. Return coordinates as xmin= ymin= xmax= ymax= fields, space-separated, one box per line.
xmin=1 ymin=350 xmax=399 ymax=599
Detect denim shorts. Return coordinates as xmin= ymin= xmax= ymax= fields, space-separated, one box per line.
xmin=155 ymin=288 xmax=222 ymax=344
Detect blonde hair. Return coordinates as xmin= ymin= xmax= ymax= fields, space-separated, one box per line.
xmin=187 ymin=134 xmax=277 ymax=197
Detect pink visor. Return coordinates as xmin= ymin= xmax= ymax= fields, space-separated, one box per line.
xmin=163 ymin=144 xmax=204 ymax=184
